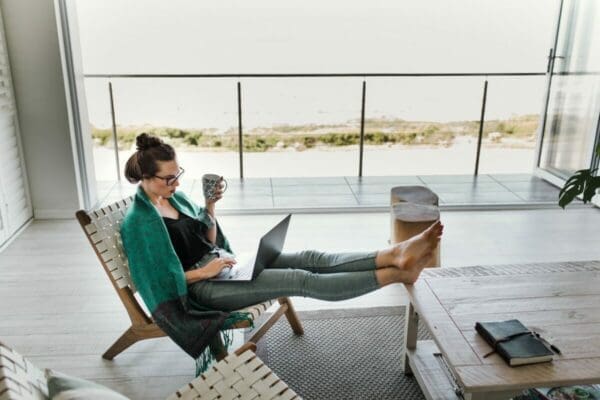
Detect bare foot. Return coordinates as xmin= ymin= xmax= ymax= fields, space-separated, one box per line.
xmin=379 ymin=247 xmax=438 ymax=286
xmin=389 ymin=220 xmax=443 ymax=271
xmin=402 ymin=249 xmax=436 ymax=284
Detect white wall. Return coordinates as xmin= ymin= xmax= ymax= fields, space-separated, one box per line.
xmin=0 ymin=0 xmax=82 ymax=218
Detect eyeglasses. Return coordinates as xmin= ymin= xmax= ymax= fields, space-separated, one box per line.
xmin=154 ymin=167 xmax=185 ymax=186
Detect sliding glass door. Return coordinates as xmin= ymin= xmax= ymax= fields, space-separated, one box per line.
xmin=537 ymin=0 xmax=600 ymax=180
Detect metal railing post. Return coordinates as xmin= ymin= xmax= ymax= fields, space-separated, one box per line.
xmin=474 ymin=79 xmax=488 ymax=176
xmin=108 ymin=81 xmax=121 ymax=182
xmin=358 ymin=80 xmax=366 ymax=177
xmin=237 ymin=81 xmax=244 ymax=179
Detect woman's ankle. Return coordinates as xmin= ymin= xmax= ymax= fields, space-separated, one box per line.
xmin=374 ymin=248 xmax=394 ymax=269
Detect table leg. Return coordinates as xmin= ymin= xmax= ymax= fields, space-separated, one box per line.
xmin=403 ymin=301 xmax=418 ymax=375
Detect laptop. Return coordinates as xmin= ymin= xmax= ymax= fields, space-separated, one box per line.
xmin=210 ymin=214 xmax=292 ymax=281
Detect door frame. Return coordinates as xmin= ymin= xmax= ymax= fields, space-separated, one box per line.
xmin=533 ymin=0 xmax=600 ymax=202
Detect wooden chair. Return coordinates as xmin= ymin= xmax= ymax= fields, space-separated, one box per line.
xmin=75 ymin=197 xmax=303 ymax=361
xmin=0 ymin=341 xmax=301 ymax=400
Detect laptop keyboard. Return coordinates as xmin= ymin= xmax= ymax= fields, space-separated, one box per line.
xmin=212 ymin=251 xmax=257 ymax=280
xmin=230 ymin=267 xmax=252 ymax=280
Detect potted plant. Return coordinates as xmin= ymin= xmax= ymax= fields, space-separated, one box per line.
xmin=559 ymin=145 xmax=600 ymax=208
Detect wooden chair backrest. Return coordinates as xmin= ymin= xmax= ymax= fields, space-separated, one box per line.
xmin=76 ymin=196 xmax=152 ymax=326
xmin=78 ymin=197 xmax=135 ymax=290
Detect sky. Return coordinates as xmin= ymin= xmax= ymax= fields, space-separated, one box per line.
xmin=75 ymin=0 xmax=559 ymax=129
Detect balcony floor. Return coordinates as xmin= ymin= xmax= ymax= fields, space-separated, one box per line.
xmin=2 ymin=207 xmax=600 ymax=399
xmin=96 ymin=173 xmax=570 ymax=212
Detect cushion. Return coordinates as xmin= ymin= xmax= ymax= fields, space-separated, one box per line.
xmin=45 ymin=369 xmax=130 ymax=400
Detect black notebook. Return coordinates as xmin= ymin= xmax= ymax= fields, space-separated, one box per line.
xmin=475 ymin=319 xmax=554 ymax=366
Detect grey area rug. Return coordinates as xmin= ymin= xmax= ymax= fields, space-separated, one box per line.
xmin=246 ymin=306 xmax=431 ymax=400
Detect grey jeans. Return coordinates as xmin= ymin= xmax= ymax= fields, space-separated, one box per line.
xmin=188 ymin=250 xmax=380 ymax=311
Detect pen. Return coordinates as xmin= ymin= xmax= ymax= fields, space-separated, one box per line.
xmin=533 ymin=331 xmax=561 ymax=355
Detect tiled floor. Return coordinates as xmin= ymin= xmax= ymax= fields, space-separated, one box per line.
xmin=96 ymin=173 xmax=571 ymax=211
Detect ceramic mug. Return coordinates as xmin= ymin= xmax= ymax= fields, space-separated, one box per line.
xmin=202 ymin=174 xmax=228 ymax=201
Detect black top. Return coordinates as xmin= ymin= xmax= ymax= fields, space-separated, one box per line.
xmin=163 ymin=213 xmax=216 ymax=271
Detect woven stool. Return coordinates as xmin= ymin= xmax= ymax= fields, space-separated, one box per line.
xmin=390 ymin=185 xmax=441 ymax=268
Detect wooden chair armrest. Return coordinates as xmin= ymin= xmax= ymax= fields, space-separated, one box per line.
xmin=234 ymin=341 xmax=257 ymax=355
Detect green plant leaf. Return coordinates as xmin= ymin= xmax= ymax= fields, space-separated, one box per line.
xmin=582 ymin=175 xmax=600 ymax=203
xmin=559 ymin=169 xmax=591 ymax=208
xmin=559 ymin=168 xmax=600 ymax=208
xmin=559 ymin=169 xmax=587 ymax=195
xmin=558 ymin=187 xmax=580 ymax=209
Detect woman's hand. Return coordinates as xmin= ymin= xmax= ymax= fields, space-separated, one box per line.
xmin=203 ymin=256 xmax=236 ymax=278
xmin=185 ymin=257 xmax=237 ymax=284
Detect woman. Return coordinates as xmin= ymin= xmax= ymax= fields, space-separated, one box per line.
xmin=120 ymin=133 xmax=442 ymax=364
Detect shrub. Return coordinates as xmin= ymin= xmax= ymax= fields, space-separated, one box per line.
xmin=303 ymin=136 xmax=317 ymax=148
xmin=89 ymin=115 xmax=538 ymax=151
xmin=92 ymin=129 xmax=112 ymax=146
xmin=242 ymin=135 xmax=274 ymax=152
xmin=184 ymin=132 xmax=203 ymax=146
xmin=424 ymin=125 xmax=439 ymax=135
xmin=174 ymin=129 xmax=187 ymax=139
xmin=119 ymin=130 xmax=138 ymax=148
xmin=365 ymin=132 xmax=393 ymax=145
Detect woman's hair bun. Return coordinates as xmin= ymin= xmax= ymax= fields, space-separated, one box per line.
xmin=136 ymin=133 xmax=163 ymax=151
xmin=124 ymin=133 xmax=175 ymax=183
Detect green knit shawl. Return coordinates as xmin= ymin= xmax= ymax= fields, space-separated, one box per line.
xmin=120 ymin=186 xmax=251 ymax=369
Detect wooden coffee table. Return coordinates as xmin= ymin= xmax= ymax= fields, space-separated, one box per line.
xmin=403 ymin=261 xmax=600 ymax=400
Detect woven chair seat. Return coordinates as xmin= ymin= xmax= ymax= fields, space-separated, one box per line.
xmin=168 ymin=350 xmax=300 ymax=400
xmin=235 ymin=301 xmax=274 ymax=325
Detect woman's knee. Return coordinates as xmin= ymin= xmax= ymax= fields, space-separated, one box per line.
xmin=298 ymin=249 xmax=328 ymax=267
xmin=277 ymin=268 xmax=314 ymax=296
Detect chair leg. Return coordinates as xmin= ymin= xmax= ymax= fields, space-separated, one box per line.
xmin=247 ymin=301 xmax=288 ymax=344
xmin=209 ymin=334 xmax=228 ymax=361
xmin=278 ymin=297 xmax=304 ymax=335
xmin=102 ymin=327 xmax=141 ymax=360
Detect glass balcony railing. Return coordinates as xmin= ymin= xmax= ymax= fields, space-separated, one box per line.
xmin=83 ymin=72 xmax=546 ymax=182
